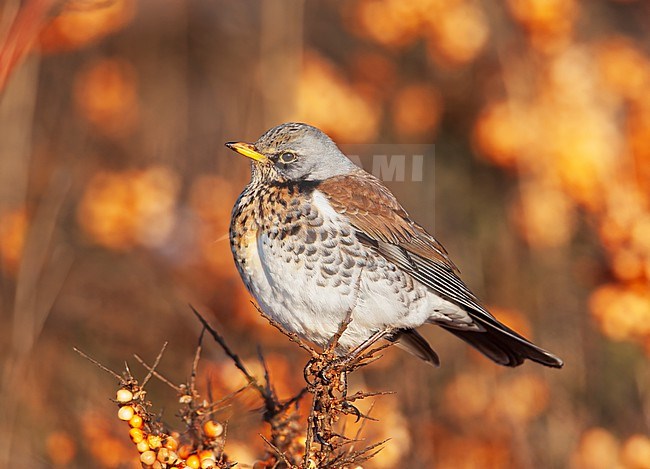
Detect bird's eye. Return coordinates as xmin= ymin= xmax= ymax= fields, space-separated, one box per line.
xmin=278 ymin=152 xmax=296 ymax=164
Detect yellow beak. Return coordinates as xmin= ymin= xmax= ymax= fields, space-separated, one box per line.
xmin=225 ymin=141 xmax=268 ymax=163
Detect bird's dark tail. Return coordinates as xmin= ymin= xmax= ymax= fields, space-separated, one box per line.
xmin=390 ymin=329 xmax=440 ymax=366
xmin=440 ymin=315 xmax=563 ymax=368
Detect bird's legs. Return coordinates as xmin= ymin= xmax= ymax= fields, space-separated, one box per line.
xmin=342 ymin=327 xmax=395 ymax=367
xmin=338 ymin=327 xmax=393 ymax=420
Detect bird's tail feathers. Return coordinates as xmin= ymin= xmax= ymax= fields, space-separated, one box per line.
xmin=389 ymin=329 xmax=440 ymax=366
xmin=440 ymin=316 xmax=563 ymax=368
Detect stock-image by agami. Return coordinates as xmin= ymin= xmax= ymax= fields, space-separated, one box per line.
xmin=1 ymin=1 xmax=649 ymax=468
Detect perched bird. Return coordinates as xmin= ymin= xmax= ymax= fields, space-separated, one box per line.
xmin=227 ymin=123 xmax=563 ymax=368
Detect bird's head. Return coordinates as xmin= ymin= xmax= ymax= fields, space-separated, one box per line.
xmin=226 ymin=123 xmax=357 ymax=183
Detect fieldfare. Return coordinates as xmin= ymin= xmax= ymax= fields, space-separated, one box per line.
xmin=227 ymin=123 xmax=563 ymax=368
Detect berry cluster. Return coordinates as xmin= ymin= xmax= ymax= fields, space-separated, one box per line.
xmin=115 ymin=384 xmax=225 ymax=468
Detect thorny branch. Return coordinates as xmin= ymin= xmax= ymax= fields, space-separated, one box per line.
xmin=76 ymin=305 xmax=395 ymax=468
xmin=75 ymin=339 xmax=237 ymax=468
xmin=249 ymin=303 xmax=395 ymax=468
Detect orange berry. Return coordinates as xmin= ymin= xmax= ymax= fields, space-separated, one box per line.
xmin=157 ymin=447 xmax=179 ymax=464
xmin=168 ymin=451 xmax=179 ymax=464
xmin=147 ymin=434 xmax=162 ymax=449
xmin=178 ymin=444 xmax=193 ymax=459
xmin=203 ymin=420 xmax=223 ymax=438
xmin=117 ymin=405 xmax=134 ymax=421
xmin=198 ymin=449 xmax=213 ymax=460
xmin=136 ymin=440 xmax=149 ymax=453
xmin=140 ymin=450 xmax=156 ymax=465
xmin=164 ymin=436 xmax=178 ymax=451
xmin=156 ymin=448 xmax=168 ymax=461
xmin=129 ymin=428 xmax=144 ymax=443
xmin=116 ymin=388 xmax=133 ymax=403
xmin=186 ymin=455 xmax=200 ymax=469
xmin=129 ymin=414 xmax=143 ymax=428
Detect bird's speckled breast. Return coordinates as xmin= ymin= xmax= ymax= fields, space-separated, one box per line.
xmin=230 ymin=180 xmax=366 ymax=337
xmin=229 ymin=178 xmax=441 ymax=350
xmin=229 ymin=180 xmax=346 ymax=288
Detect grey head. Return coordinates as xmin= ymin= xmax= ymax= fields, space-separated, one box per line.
xmin=226 ymin=123 xmax=358 ymax=182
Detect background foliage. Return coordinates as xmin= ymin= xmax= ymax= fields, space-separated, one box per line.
xmin=1 ymin=0 xmax=650 ymax=467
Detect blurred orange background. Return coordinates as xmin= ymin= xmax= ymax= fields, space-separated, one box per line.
xmin=1 ymin=0 xmax=649 ymax=467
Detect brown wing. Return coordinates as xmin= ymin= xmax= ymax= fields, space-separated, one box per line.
xmin=317 ymin=171 xmax=564 ymax=369
xmin=318 ymin=170 xmax=457 ymax=272
xmin=318 ymin=170 xmax=492 ymax=316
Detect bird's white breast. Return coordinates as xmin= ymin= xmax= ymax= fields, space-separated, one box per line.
xmin=232 ymin=186 xmax=469 ymax=350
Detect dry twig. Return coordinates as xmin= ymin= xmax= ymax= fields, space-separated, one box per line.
xmin=76 ymin=305 xmax=395 ymax=469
